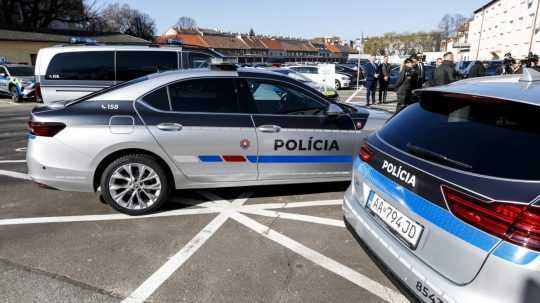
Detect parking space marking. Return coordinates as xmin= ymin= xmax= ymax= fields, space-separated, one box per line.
xmin=0 ymin=169 xmax=30 ymax=180
xmin=244 ymin=199 xmax=342 ymax=210
xmin=0 ymin=187 xmax=408 ymax=303
xmin=240 ymin=208 xmax=345 ymax=227
xmin=230 ymin=212 xmax=408 ymax=303
xmin=0 ymin=160 xmax=26 ymax=163
xmin=345 ymin=87 xmax=364 ymax=103
xmin=121 ymin=213 xmax=229 ymax=303
xmin=0 ymin=207 xmax=219 ymax=226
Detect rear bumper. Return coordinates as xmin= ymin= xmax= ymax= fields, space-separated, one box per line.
xmin=343 ymin=187 xmax=540 ymax=303
xmin=26 ymin=135 xmax=94 ymax=192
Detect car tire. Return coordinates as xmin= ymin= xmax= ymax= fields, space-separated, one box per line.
xmin=10 ymin=86 xmax=20 ymax=103
xmin=100 ymin=154 xmax=170 ymax=215
xmin=335 ymin=80 xmax=341 ymax=90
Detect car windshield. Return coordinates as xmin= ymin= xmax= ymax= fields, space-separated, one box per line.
xmin=67 ymin=76 xmax=149 ymax=106
xmin=379 ymin=92 xmax=540 ymax=180
xmin=7 ymin=66 xmax=33 ymax=76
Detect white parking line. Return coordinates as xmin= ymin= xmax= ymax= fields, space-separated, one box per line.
xmin=245 ymin=199 xmax=342 ymax=210
xmin=345 ymin=87 xmax=364 ymax=103
xmin=121 ymin=213 xmax=229 ymax=303
xmin=0 ymin=207 xmax=219 ymax=226
xmin=0 ymin=169 xmax=30 ymax=180
xmin=230 ymin=212 xmax=408 ymax=303
xmin=0 ymin=160 xmax=26 ymax=163
xmin=240 ymin=208 xmax=345 ymax=227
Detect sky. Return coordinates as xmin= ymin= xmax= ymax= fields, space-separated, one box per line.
xmin=100 ymin=0 xmax=486 ymax=40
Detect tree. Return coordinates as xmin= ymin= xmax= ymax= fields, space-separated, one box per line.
xmin=0 ymin=0 xmax=88 ymax=29
xmin=438 ymin=14 xmax=468 ymax=40
xmin=86 ymin=3 xmax=156 ymax=41
xmin=249 ymin=28 xmax=255 ymax=37
xmin=174 ymin=16 xmax=197 ymax=30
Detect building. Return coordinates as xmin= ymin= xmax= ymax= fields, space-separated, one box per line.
xmin=0 ymin=28 xmax=150 ymax=65
xmin=469 ymin=0 xmax=540 ymax=60
xmin=159 ymin=28 xmax=357 ymax=63
xmin=443 ymin=22 xmax=472 ymax=61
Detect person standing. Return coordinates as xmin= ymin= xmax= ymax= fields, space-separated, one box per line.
xmin=378 ymin=56 xmax=391 ymax=103
xmin=468 ymin=61 xmax=486 ymax=78
xmin=395 ymin=58 xmax=418 ymax=113
xmin=413 ymin=53 xmax=426 ymax=88
xmin=433 ymin=52 xmax=458 ymax=86
xmin=364 ymin=55 xmax=379 ymax=106
xmin=435 ymin=58 xmax=443 ymax=67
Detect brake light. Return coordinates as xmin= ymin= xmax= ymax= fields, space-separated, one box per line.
xmin=359 ymin=143 xmax=374 ymax=162
xmin=443 ymin=186 xmax=540 ymax=252
xmin=28 ymin=121 xmax=65 ymax=137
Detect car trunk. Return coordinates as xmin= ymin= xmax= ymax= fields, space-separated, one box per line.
xmin=368 ymin=92 xmax=540 ymax=284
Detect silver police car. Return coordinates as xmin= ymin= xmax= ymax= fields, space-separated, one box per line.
xmin=344 ymin=69 xmax=540 ymax=303
xmin=27 ymin=65 xmax=370 ymax=215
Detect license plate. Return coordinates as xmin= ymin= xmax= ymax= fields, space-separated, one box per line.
xmin=367 ymin=192 xmax=424 ymax=249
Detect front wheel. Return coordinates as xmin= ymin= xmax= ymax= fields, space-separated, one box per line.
xmin=10 ymin=86 xmax=20 ymax=103
xmin=100 ymin=154 xmax=170 ymax=215
xmin=335 ymin=80 xmax=341 ymax=90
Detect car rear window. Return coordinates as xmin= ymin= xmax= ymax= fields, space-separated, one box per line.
xmin=46 ymin=51 xmax=114 ymax=81
xmin=378 ymin=93 xmax=540 ymax=180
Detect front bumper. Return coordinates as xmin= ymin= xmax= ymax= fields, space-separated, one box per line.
xmin=343 ymin=187 xmax=540 ymax=303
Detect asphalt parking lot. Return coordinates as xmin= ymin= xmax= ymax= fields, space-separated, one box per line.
xmin=0 ymin=96 xmax=410 ymax=303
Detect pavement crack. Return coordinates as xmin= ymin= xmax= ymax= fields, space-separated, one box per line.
xmin=0 ymin=257 xmax=125 ymax=300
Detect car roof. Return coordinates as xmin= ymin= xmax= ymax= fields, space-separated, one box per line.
xmin=89 ymin=67 xmax=296 ymax=101
xmin=416 ymin=68 xmax=540 ymax=107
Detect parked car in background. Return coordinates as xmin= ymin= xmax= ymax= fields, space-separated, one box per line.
xmin=270 ymin=68 xmax=339 ymax=101
xmin=388 ymin=64 xmax=435 ymax=90
xmin=456 ymin=60 xmax=473 ymax=78
xmin=0 ymin=63 xmax=35 ymax=102
xmin=35 ymin=44 xmax=220 ymax=104
xmin=286 ymin=65 xmax=351 ymax=89
xmin=485 ymin=60 xmax=503 ymax=76
xmin=336 ymin=64 xmax=363 ymax=85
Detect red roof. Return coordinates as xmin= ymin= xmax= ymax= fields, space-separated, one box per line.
xmin=155 ymin=34 xmax=208 ymax=48
xmin=260 ymin=38 xmax=283 ymax=50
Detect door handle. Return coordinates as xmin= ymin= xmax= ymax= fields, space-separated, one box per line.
xmin=257 ymin=125 xmax=281 ymax=133
xmin=157 ymin=123 xmax=183 ymax=131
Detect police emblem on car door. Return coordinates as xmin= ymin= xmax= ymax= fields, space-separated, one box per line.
xmin=241 ymin=78 xmax=357 ymax=180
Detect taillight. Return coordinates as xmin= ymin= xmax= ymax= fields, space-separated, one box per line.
xmin=359 ymin=143 xmax=374 ymax=162
xmin=443 ymin=185 xmax=540 ymax=252
xmin=28 ymin=121 xmax=65 ymax=137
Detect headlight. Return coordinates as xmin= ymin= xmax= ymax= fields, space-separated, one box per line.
xmin=340 ymin=76 xmax=350 ymax=81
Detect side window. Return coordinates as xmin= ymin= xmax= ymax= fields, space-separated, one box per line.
xmin=45 ymin=51 xmax=114 ymax=81
xmin=142 ymin=87 xmax=170 ymax=111
xmin=117 ymin=51 xmax=178 ymax=81
xmin=185 ymin=52 xmax=211 ymax=69
xmin=246 ymin=79 xmax=326 ymax=115
xmin=307 ymin=67 xmax=318 ymax=74
xmin=168 ymin=78 xmax=239 ymax=113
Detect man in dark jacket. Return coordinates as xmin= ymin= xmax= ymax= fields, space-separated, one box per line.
xmin=364 ymin=56 xmax=379 ymax=106
xmin=433 ymin=52 xmax=458 ymax=85
xmin=468 ymin=61 xmax=486 ymax=78
xmin=395 ymin=58 xmax=418 ymax=113
xmin=378 ymin=56 xmax=391 ymax=103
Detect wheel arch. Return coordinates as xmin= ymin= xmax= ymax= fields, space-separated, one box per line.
xmin=93 ymin=148 xmax=175 ymax=192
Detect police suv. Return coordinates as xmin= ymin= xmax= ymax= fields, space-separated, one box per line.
xmin=27 ymin=64 xmax=370 ymax=215
xmin=344 ymin=69 xmax=540 ymax=303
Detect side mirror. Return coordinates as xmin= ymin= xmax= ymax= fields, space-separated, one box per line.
xmin=326 ymin=103 xmax=344 ymax=116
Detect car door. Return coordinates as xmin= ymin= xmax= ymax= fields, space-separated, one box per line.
xmin=0 ymin=66 xmax=8 ymax=93
xmin=240 ymin=78 xmax=358 ymax=180
xmin=136 ymin=77 xmax=258 ymax=183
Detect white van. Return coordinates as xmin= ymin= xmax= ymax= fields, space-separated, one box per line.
xmin=35 ymin=45 xmax=219 ymax=104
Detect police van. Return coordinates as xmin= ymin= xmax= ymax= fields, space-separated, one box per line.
xmin=34 ymin=42 xmax=220 ymax=104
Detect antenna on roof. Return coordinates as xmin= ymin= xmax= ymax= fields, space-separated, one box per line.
xmin=519 ymin=67 xmax=540 ymax=82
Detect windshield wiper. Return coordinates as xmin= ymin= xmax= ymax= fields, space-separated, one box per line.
xmin=406 ymin=143 xmax=473 ymax=169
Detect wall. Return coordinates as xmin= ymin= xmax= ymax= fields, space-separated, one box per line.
xmin=0 ymin=41 xmax=55 ymax=64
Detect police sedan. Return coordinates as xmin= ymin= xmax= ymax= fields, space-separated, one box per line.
xmin=344 ymin=69 xmax=540 ymax=303
xmin=27 ymin=64 xmax=370 ymax=215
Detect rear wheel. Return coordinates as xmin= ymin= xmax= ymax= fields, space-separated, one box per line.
xmin=335 ymin=80 xmax=341 ymax=90
xmin=100 ymin=154 xmax=170 ymax=215
xmin=10 ymin=86 xmax=20 ymax=103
